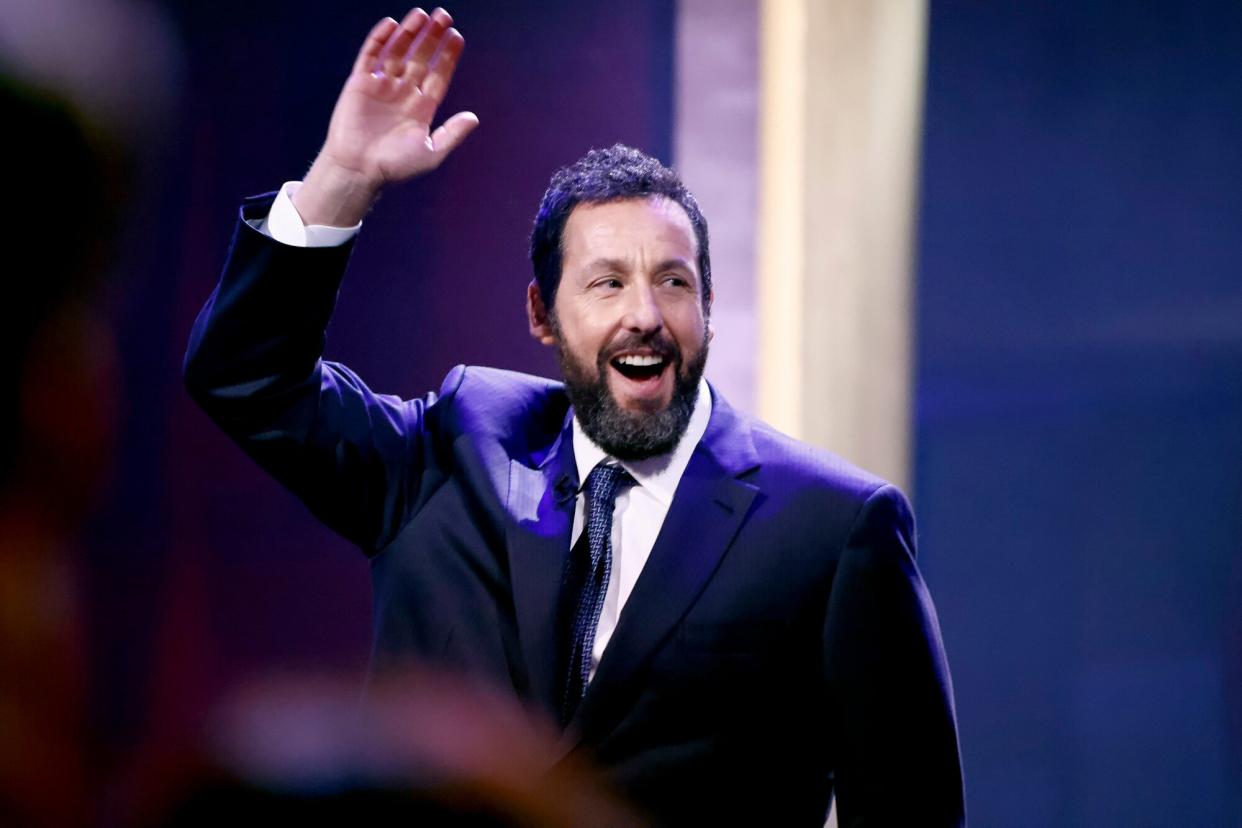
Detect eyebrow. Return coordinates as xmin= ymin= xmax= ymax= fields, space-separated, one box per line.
xmin=583 ymin=257 xmax=696 ymax=274
xmin=584 ymin=257 xmax=629 ymax=273
xmin=654 ymin=258 xmax=695 ymax=274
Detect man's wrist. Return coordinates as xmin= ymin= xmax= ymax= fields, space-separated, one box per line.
xmin=293 ymin=156 xmax=381 ymax=227
xmin=259 ymin=182 xmax=360 ymax=248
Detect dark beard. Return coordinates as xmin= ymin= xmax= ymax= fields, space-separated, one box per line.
xmin=552 ymin=322 xmax=708 ymax=462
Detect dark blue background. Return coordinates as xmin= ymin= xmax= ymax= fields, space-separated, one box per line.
xmin=916 ymin=3 xmax=1242 ymax=824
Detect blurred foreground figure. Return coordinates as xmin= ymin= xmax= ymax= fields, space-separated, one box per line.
xmin=0 ymin=2 xmax=174 ymax=823
xmin=185 ymin=7 xmax=965 ymax=824
xmin=0 ymin=77 xmax=124 ymax=828
xmin=143 ymin=670 xmax=644 ymax=827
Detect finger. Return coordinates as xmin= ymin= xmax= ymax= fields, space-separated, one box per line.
xmin=419 ymin=27 xmax=464 ymax=108
xmin=427 ymin=110 xmax=479 ymax=160
xmin=352 ymin=16 xmax=400 ymax=75
xmin=401 ymin=7 xmax=453 ymax=87
xmin=378 ymin=8 xmax=430 ymax=78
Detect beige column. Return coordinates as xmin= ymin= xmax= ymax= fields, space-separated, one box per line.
xmin=757 ymin=0 xmax=927 ymax=491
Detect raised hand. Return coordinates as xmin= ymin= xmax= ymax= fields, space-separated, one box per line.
xmin=294 ymin=7 xmax=479 ymax=227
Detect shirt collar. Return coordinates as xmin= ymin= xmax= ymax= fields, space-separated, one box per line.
xmin=572 ymin=377 xmax=712 ymax=506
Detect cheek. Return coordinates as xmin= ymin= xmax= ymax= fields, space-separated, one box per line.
xmin=556 ymin=319 xmax=609 ymax=364
xmin=667 ymin=307 xmax=709 ymax=347
xmin=559 ymin=309 xmax=614 ymax=349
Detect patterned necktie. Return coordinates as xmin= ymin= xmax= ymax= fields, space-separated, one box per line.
xmin=561 ymin=463 xmax=633 ymax=725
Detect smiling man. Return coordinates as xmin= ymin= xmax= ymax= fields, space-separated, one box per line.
xmin=185 ymin=8 xmax=965 ymax=826
xmin=529 ymin=165 xmax=712 ymax=462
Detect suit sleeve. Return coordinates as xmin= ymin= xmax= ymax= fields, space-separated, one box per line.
xmin=183 ymin=195 xmax=460 ymax=554
xmin=822 ymin=484 xmax=966 ymax=827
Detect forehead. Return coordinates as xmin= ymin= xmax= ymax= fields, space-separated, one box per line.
xmin=561 ymin=196 xmax=698 ymax=266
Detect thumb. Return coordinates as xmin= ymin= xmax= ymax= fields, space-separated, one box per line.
xmin=429 ymin=111 xmax=480 ymax=159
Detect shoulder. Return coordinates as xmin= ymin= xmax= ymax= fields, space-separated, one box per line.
xmin=749 ymin=420 xmax=895 ymax=501
xmin=432 ymin=365 xmax=570 ymax=453
xmin=718 ymin=401 xmax=914 ymax=540
xmin=708 ymin=386 xmax=890 ymax=503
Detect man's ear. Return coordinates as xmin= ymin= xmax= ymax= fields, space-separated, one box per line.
xmin=527 ymin=281 xmax=557 ymax=346
xmin=705 ymin=288 xmax=715 ymax=343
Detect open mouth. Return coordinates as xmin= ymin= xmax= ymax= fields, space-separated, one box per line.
xmin=609 ymin=353 xmax=670 ymax=390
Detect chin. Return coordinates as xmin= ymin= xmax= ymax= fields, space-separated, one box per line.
xmin=609 ymin=387 xmax=674 ymax=416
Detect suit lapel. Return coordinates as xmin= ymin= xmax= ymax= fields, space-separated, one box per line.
xmin=506 ymin=415 xmax=578 ymax=717
xmin=565 ymin=388 xmax=762 ymax=746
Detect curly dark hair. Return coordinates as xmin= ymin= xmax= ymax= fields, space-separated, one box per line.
xmin=529 ymin=144 xmax=711 ymax=314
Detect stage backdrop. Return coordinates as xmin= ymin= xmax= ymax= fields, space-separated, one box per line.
xmin=916 ymin=2 xmax=1242 ymax=825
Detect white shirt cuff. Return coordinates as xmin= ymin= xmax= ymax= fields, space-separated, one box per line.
xmin=252 ymin=181 xmax=362 ymax=248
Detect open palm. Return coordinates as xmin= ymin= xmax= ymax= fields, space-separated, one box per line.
xmin=320 ymin=7 xmax=478 ymax=186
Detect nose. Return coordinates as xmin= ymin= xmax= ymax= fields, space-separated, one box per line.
xmin=620 ymin=283 xmax=664 ymax=336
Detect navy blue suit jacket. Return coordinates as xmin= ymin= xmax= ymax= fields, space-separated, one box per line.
xmin=184 ymin=196 xmax=965 ymax=826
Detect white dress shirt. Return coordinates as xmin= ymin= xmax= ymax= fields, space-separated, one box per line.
xmin=260 ymin=180 xmax=714 ymax=682
xmin=571 ymin=381 xmax=711 ymax=680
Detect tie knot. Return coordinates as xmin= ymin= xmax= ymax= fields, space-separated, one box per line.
xmin=584 ymin=463 xmax=633 ymax=506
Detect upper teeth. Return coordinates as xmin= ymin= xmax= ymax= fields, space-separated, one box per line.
xmin=617 ymin=354 xmax=663 ymax=367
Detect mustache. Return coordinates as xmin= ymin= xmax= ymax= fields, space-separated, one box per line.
xmin=598 ymin=333 xmax=680 ymax=364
